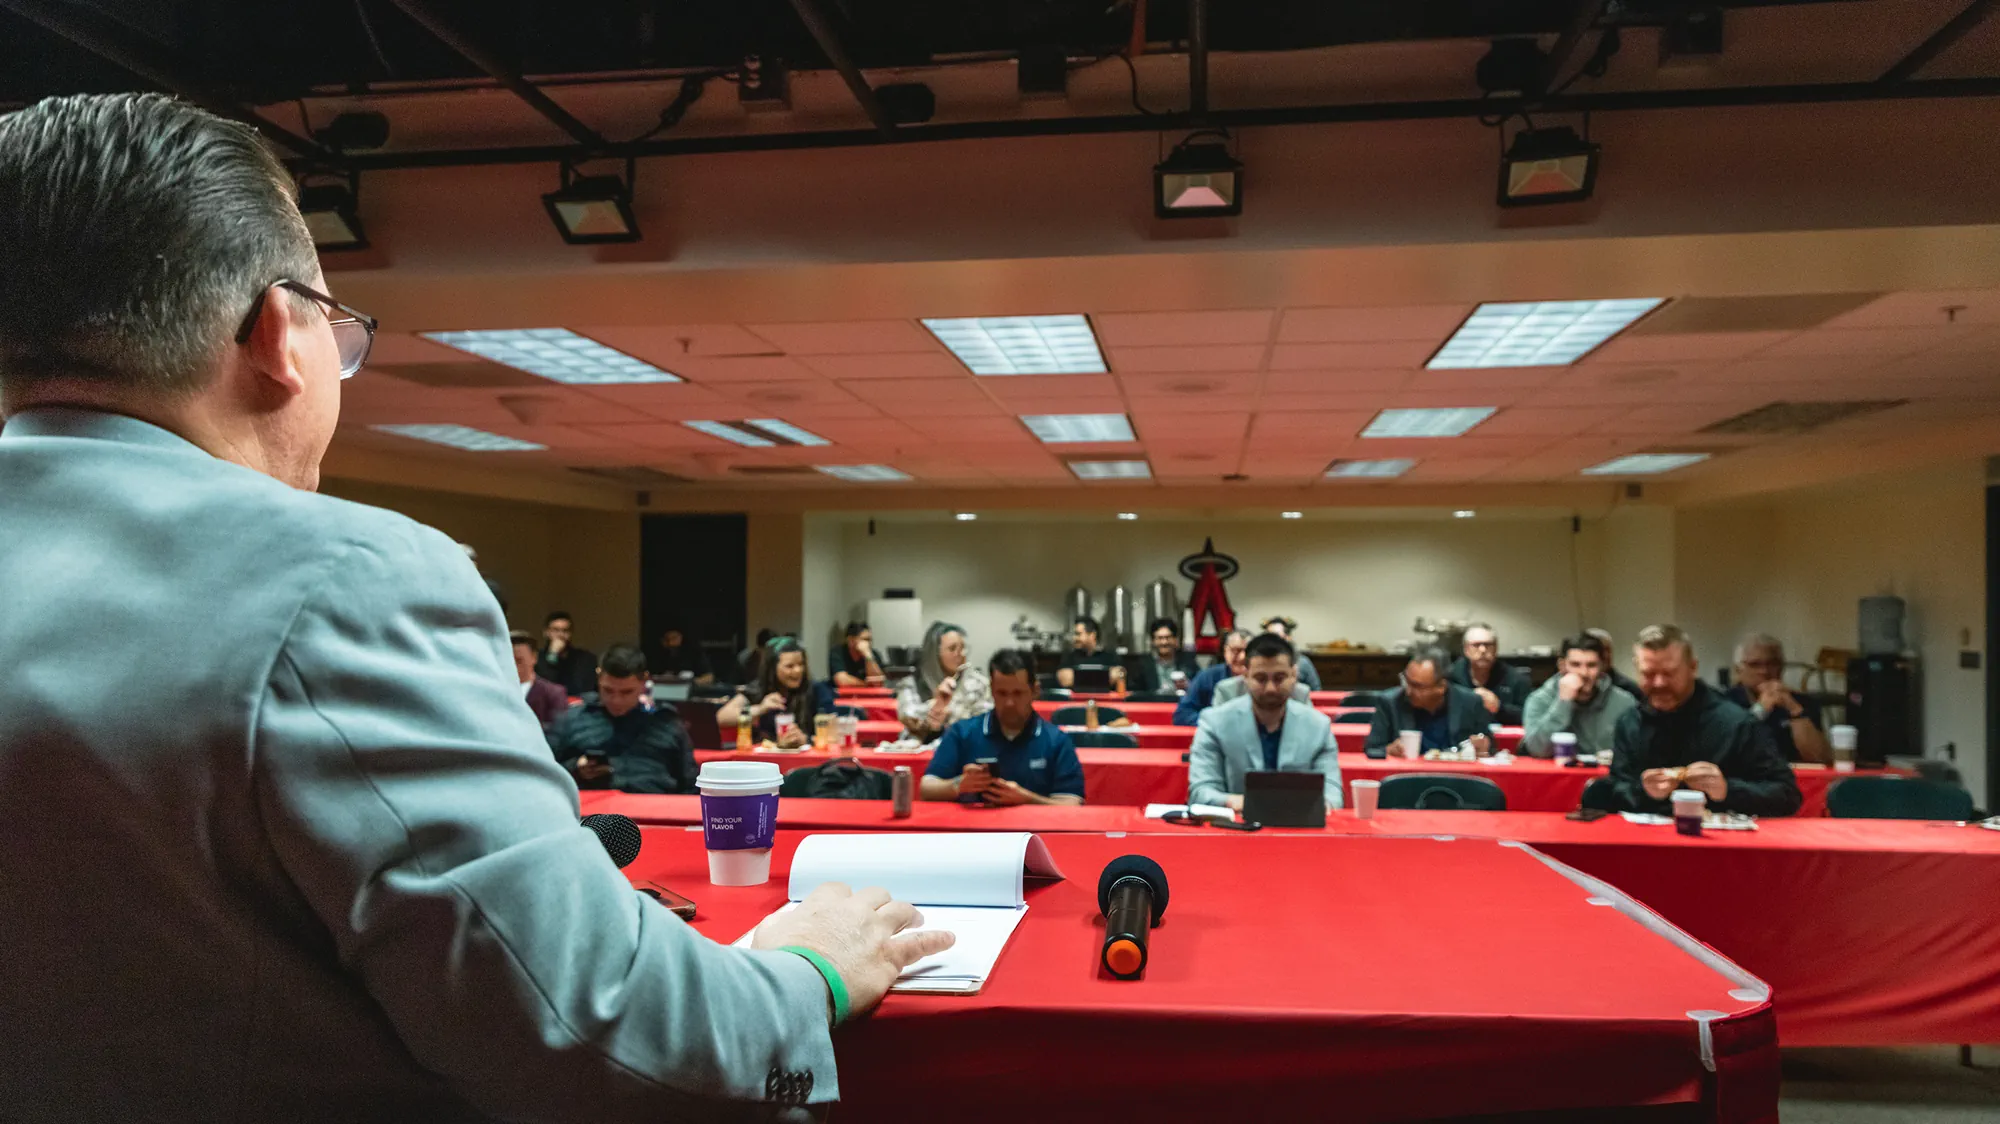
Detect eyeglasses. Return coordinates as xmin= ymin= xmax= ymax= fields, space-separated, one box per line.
xmin=235 ymin=279 xmax=378 ymax=379
xmin=1400 ymin=673 xmax=1447 ymax=695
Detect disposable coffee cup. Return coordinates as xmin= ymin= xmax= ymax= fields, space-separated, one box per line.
xmin=697 ymin=760 xmax=782 ymax=885
xmin=773 ymin=712 xmax=795 ymax=742
xmin=1671 ymin=789 xmax=1706 ymax=837
xmin=1830 ymin=725 xmax=1859 ymax=773
xmin=1351 ymin=779 xmax=1381 ymax=820
xmin=1398 ymin=730 xmax=1422 ymax=759
xmin=1550 ymin=732 xmax=1578 ymax=763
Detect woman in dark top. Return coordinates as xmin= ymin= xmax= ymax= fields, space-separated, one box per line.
xmin=716 ymin=638 xmax=836 ymax=749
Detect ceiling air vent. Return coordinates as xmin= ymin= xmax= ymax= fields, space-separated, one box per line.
xmin=568 ymin=467 xmax=695 ymax=486
xmin=1699 ymin=400 xmax=1907 ymax=436
xmin=1626 ymin=294 xmax=1879 ymax=334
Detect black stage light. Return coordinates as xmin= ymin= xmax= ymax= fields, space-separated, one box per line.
xmin=1498 ymin=126 xmax=1599 ymax=207
xmin=298 ymin=175 xmax=367 ymax=251
xmin=1153 ymin=135 xmax=1242 ymax=219
xmin=543 ymin=159 xmax=640 ymax=244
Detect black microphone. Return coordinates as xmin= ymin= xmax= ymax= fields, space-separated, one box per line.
xmin=581 ymin=813 xmax=642 ymax=869
xmin=1097 ymin=855 xmax=1169 ymax=980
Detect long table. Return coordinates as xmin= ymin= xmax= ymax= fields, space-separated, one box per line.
xmin=692 ymin=747 xmax=1857 ymax=814
xmin=626 ymin=827 xmax=1776 ymax=1120
xmin=843 ymin=698 xmax=1369 ymax=724
xmin=592 ymin=793 xmax=2000 ymax=1048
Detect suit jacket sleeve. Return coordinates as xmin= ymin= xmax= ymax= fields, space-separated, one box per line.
xmin=1295 ymin=656 xmax=1322 ymax=691
xmin=1606 ymin=710 xmax=1655 ymax=813
xmin=1495 ymin=665 xmax=1531 ymax=724
xmin=1131 ymin=659 xmax=1160 ymax=694
xmin=1363 ymin=699 xmax=1397 ymax=755
xmin=1718 ymin=718 xmax=1804 ymax=816
xmin=1311 ymin=719 xmax=1343 ymax=810
xmin=252 ymin=521 xmax=838 ymax=1120
xmin=1186 ymin=711 xmax=1230 ymax=807
xmin=1172 ymin=672 xmax=1209 ymax=726
xmin=613 ymin=716 xmax=695 ymax=795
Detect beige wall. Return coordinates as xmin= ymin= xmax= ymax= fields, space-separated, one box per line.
xmin=746 ymin=513 xmax=805 ymax=640
xmin=322 ymin=478 xmax=640 ymax=649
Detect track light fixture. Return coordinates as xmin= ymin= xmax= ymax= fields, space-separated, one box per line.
xmin=543 ymin=157 xmax=641 ymax=244
xmin=298 ymin=172 xmax=367 ymax=251
xmin=1497 ymin=124 xmax=1599 ymax=207
xmin=1153 ymin=131 xmax=1242 ymax=219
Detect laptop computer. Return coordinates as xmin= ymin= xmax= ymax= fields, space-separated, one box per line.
xmin=672 ymin=698 xmax=724 ymax=751
xmin=1068 ymin=663 xmax=1115 ymax=692
xmin=1242 ymin=771 xmax=1327 ymax=828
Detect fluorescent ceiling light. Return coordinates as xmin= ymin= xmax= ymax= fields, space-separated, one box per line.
xmin=815 ymin=464 xmax=912 ymax=482
xmin=1117 ymin=512 xmax=1138 ymax=520
xmin=1581 ymin=453 xmax=1711 ymax=476
xmin=1281 ymin=511 xmax=1304 ymax=519
xmin=685 ymin=421 xmax=776 ymax=447
xmin=420 ymin=328 xmax=681 ymax=385
xmin=1069 ymin=460 xmax=1152 ymax=480
xmin=921 ymin=315 xmax=1107 ymax=375
xmin=1325 ymin=458 xmax=1416 ymax=479
xmin=955 ymin=512 xmax=978 ymax=521
xmin=1022 ymin=413 xmax=1135 ymax=443
xmin=371 ymin=424 xmax=545 ymax=452
xmin=1427 ymin=299 xmax=1663 ymax=369
xmin=742 ymin=419 xmax=830 ymax=447
xmin=1361 ymin=407 xmax=1497 ymax=438
xmin=1454 ymin=509 xmax=1477 ymax=519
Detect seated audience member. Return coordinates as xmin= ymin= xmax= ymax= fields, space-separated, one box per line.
xmin=1607 ymin=625 xmax=1802 ymax=816
xmin=1056 ymin=616 xmax=1125 ymax=690
xmin=1132 ymin=617 xmax=1201 ymax=694
xmin=654 ymin=626 xmax=713 ymax=684
xmin=1519 ymin=633 xmax=1635 ymax=757
xmin=1259 ymin=616 xmax=1323 ymax=691
xmin=510 ymin=631 xmax=569 ymax=731
xmin=895 ymin=621 xmax=993 ymax=742
xmin=828 ymin=621 xmax=884 ymax=688
xmin=737 ymin=626 xmax=776 ymax=684
xmin=718 ymin=638 xmax=837 ymax=749
xmin=535 ymin=610 xmax=598 ymax=697
xmin=1723 ymin=633 xmax=1830 ymax=764
xmin=921 ymin=650 xmax=1084 ymax=805
xmin=1362 ymin=646 xmax=1493 ymax=758
xmin=1173 ymin=628 xmax=1254 ymax=726
xmin=1586 ymin=627 xmax=1644 ymax=700
xmin=547 ymin=644 xmax=696 ymax=793
xmin=1188 ymin=634 xmax=1342 ymax=812
xmin=1447 ymin=624 xmax=1532 ymax=724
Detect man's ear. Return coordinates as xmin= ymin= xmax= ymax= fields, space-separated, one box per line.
xmin=242 ymin=284 xmax=309 ymax=401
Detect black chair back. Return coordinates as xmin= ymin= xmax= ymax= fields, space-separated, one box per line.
xmin=1378 ymin=773 xmax=1508 ymax=811
xmin=1069 ymin=731 xmax=1140 ymax=748
xmin=1051 ymin=704 xmax=1125 ymax=726
xmin=1123 ymin=691 xmax=1179 ymax=703
xmin=1826 ymin=775 xmax=1975 ymax=820
xmin=778 ymin=760 xmax=895 ymax=800
xmin=1579 ymin=777 xmax=1619 ymax=811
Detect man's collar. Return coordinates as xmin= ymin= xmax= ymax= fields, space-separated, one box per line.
xmin=983 ymin=712 xmax=1040 ymax=740
xmin=0 ymin=406 xmax=205 ymax=455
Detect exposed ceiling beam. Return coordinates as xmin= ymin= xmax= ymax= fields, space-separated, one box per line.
xmin=340 ymin=75 xmax=2000 ymax=173
xmin=784 ymin=0 xmax=897 ymax=138
xmin=384 ymin=0 xmax=609 ymax=149
xmin=1880 ymin=0 xmax=1998 ymax=84
xmin=1539 ymin=0 xmax=1612 ymax=95
xmin=0 ymin=0 xmax=340 ymax=164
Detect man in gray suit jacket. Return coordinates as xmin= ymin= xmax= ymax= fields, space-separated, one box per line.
xmin=1188 ymin=634 xmax=1343 ymax=811
xmin=0 ymin=93 xmax=949 ymax=1123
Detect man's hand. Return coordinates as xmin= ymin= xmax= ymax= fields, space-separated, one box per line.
xmin=1557 ymin=673 xmax=1584 ymax=702
xmin=1756 ymin=679 xmax=1802 ymax=718
xmin=1475 ymin=687 xmax=1501 ymax=714
xmin=1109 ymin=666 xmax=1127 ymax=686
xmin=955 ymin=763 xmax=993 ymax=796
xmin=1641 ymin=768 xmax=1680 ymax=799
xmin=1683 ymin=761 xmax=1728 ymax=803
xmin=1223 ymin=794 xmax=1245 ymax=812
xmin=575 ymin=756 xmax=612 ymax=782
xmin=1468 ymin=732 xmax=1492 ymax=756
xmin=752 ymin=883 xmax=957 ymax=1022
xmin=982 ymin=778 xmax=1038 ymax=806
xmin=545 ymin=635 xmax=566 ymax=656
xmin=775 ymin=727 xmax=808 ymax=750
xmin=854 ymin=639 xmax=873 ymax=660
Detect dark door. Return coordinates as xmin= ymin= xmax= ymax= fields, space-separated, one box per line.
xmin=641 ymin=514 xmax=746 ymax=679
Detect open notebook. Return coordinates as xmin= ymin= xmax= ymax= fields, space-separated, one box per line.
xmin=735 ymin=832 xmax=1063 ymax=994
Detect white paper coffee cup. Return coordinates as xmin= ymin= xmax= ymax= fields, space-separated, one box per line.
xmin=1398 ymin=730 xmax=1422 ymax=759
xmin=1351 ymin=779 xmax=1381 ymax=820
xmin=697 ymin=760 xmax=782 ymax=886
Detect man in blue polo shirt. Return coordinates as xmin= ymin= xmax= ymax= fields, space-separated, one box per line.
xmin=920 ymin=649 xmax=1085 ymax=805
xmin=1172 ymin=627 xmax=1254 ymax=726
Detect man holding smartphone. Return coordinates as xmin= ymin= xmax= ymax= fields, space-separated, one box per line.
xmin=921 ymin=650 xmax=1084 ymax=805
xmin=548 ymin=644 xmax=696 ymax=793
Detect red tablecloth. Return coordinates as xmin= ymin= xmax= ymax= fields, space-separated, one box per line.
xmin=843 ymin=698 xmax=1369 ymax=724
xmin=1336 ymin=752 xmax=1873 ymax=816
xmin=627 ymin=828 xmax=1775 ymax=1121
xmin=595 ymin=796 xmax=2000 ymax=1049
xmin=694 ymin=747 xmax=1190 ymax=806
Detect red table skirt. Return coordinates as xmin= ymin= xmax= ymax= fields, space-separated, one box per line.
xmin=625 ymin=828 xmax=1775 ymax=1121
xmin=843 ymin=697 xmax=1368 ymax=724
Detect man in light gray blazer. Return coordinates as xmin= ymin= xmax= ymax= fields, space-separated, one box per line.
xmin=0 ymin=94 xmax=948 ymax=1123
xmin=1188 ymin=634 xmax=1343 ymax=811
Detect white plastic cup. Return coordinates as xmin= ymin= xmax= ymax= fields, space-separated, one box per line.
xmin=1398 ymin=730 xmax=1422 ymax=759
xmin=697 ymin=760 xmax=783 ymax=885
xmin=1550 ymin=732 xmax=1578 ymax=763
xmin=1830 ymin=725 xmax=1859 ymax=773
xmin=1351 ymin=779 xmax=1381 ymax=820
xmin=773 ymin=712 xmax=796 ymax=742
xmin=1671 ymin=788 xmax=1707 ymax=837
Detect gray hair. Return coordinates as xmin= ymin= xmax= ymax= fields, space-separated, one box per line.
xmin=0 ymin=94 xmax=318 ymax=396
xmin=1406 ymin=645 xmax=1452 ymax=675
xmin=1222 ymin=627 xmax=1256 ymax=648
xmin=1734 ymin=632 xmax=1785 ymax=664
xmin=916 ymin=621 xmax=966 ymax=696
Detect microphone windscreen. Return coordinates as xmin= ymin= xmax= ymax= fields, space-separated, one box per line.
xmin=1097 ymin=854 xmax=1168 ymax=922
xmin=581 ymin=813 xmax=643 ymax=869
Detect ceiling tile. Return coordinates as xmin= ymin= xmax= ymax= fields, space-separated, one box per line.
xmin=662 ymin=355 xmax=826 ymax=383
xmin=1277 ymin=304 xmax=1472 ymax=343
xmin=574 ymin=324 xmax=785 ymax=359
xmin=1404 ymin=366 xmax=1567 ymax=391
xmin=1117 ymin=371 xmax=1262 ymax=398
xmin=367 ymin=332 xmax=474 ymax=366
xmin=1759 ymin=326 xmax=1973 ymax=359
xmin=1470 ymin=407 xmax=1623 ymax=436
xmin=570 ymin=383 xmax=742 ymax=420
xmin=1134 ymin=412 xmax=1250 ymax=441
xmin=1589 ymin=404 xmax=1749 ymax=435
xmin=844 ymin=378 xmax=991 ymax=405
xmin=1270 ymin=341 xmax=1439 ymax=370
xmin=747 ymin=320 xmax=939 ymax=355
xmin=1397 ymin=457 xmax=1513 ymax=482
xmin=1586 ymin=331 xmax=1793 ymax=364
xmin=1820 ymin=290 xmax=2000 ymax=329
xmin=576 ymin=423 xmax=735 ymax=451
xmin=1261 ymin=369 xmax=1409 ymax=395
xmin=1093 ymin=309 xmax=1275 ymax=347
xmin=980 ymin=374 xmax=1122 ymax=401
xmin=702 ymin=380 xmax=866 ymax=406
xmin=1256 ymin=391 xmax=1401 ymax=413
xmin=1109 ymin=344 xmax=1267 ymax=372
xmin=803 ymin=353 xmax=968 ymax=380
xmin=806 ymin=418 xmax=929 ymax=443
xmin=1248 ymin=410 xmax=1373 ymax=439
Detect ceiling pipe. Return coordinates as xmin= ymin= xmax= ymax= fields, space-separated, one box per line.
xmin=785 ymin=0 xmax=897 ymax=138
xmin=384 ymin=0 xmax=610 ymax=149
xmin=1880 ymin=0 xmax=1998 ymax=84
xmin=1539 ymin=0 xmax=1612 ymax=95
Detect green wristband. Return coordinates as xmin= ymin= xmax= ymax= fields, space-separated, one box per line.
xmin=779 ymin=945 xmax=850 ymax=1027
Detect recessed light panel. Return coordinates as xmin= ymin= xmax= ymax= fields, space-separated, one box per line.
xmin=685 ymin=421 xmax=776 ymax=448
xmin=1069 ymin=460 xmax=1152 ymax=480
xmin=371 ymin=424 xmax=545 ymax=452
xmin=1581 ymin=453 xmax=1711 ymax=476
xmin=1117 ymin=512 xmax=1139 ymax=520
xmin=1281 ymin=511 xmax=1304 ymax=519
xmin=1361 ymin=407 xmax=1497 ymax=438
xmin=742 ymin=419 xmax=831 ymax=447
xmin=1427 ymin=299 xmax=1663 ymax=369
xmin=1324 ymin=458 xmax=1417 ymax=479
xmin=1021 ymin=413 xmax=1135 ymax=443
xmin=815 ymin=464 xmax=913 ymax=482
xmin=922 ymin=315 xmax=1108 ymax=375
xmin=420 ymin=328 xmax=681 ymax=384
